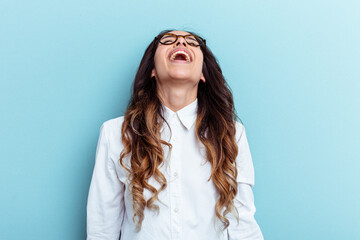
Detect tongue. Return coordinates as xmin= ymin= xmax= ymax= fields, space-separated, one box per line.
xmin=174 ymin=54 xmax=186 ymax=61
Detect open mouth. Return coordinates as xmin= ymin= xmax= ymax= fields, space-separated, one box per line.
xmin=169 ymin=49 xmax=192 ymax=63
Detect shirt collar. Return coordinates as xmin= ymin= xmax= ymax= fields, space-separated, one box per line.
xmin=161 ymin=98 xmax=198 ymax=130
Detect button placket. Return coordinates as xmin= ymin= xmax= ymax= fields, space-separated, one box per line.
xmin=168 ymin=114 xmax=182 ymax=240
xmin=170 ymin=114 xmax=180 ymax=144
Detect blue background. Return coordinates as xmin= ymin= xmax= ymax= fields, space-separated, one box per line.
xmin=1 ymin=0 xmax=359 ymax=239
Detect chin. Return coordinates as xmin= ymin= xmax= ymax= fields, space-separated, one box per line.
xmin=169 ymin=70 xmax=193 ymax=80
xmin=171 ymin=75 xmax=193 ymax=81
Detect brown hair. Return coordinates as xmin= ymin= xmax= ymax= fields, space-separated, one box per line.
xmin=119 ymin=29 xmax=241 ymax=232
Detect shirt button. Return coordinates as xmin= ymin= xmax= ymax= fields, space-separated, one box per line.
xmin=173 ymin=172 xmax=178 ymax=177
xmin=174 ymin=208 xmax=179 ymax=213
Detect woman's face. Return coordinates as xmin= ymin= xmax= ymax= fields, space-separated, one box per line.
xmin=151 ymin=30 xmax=205 ymax=84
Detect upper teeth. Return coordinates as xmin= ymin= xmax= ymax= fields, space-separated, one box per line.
xmin=170 ymin=50 xmax=191 ymax=62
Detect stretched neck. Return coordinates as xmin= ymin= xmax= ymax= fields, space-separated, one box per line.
xmin=156 ymin=81 xmax=198 ymax=112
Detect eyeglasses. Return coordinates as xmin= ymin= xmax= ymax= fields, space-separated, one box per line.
xmin=156 ymin=33 xmax=206 ymax=47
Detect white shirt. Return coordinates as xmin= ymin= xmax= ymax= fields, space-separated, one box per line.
xmin=87 ymin=98 xmax=263 ymax=240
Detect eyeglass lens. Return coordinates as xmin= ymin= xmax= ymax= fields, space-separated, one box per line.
xmin=160 ymin=34 xmax=200 ymax=46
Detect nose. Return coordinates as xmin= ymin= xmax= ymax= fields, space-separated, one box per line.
xmin=175 ymin=36 xmax=187 ymax=46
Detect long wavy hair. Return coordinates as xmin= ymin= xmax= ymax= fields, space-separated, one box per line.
xmin=119 ymin=29 xmax=241 ymax=232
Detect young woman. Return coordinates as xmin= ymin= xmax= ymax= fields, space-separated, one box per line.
xmin=87 ymin=29 xmax=264 ymax=240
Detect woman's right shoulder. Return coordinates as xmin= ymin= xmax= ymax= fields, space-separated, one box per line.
xmin=101 ymin=116 xmax=125 ymax=131
xmin=99 ymin=116 xmax=126 ymax=144
xmin=99 ymin=116 xmax=130 ymax=182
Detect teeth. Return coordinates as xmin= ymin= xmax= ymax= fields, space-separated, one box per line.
xmin=170 ymin=50 xmax=191 ymax=62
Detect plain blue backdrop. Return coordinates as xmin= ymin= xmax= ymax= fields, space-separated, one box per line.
xmin=1 ymin=0 xmax=359 ymax=239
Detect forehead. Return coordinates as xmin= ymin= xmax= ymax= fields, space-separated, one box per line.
xmin=168 ymin=30 xmax=191 ymax=35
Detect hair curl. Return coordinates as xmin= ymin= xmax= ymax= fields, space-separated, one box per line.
xmin=119 ymin=29 xmax=241 ymax=232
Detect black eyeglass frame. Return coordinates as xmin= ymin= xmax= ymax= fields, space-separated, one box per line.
xmin=155 ymin=33 xmax=206 ymax=47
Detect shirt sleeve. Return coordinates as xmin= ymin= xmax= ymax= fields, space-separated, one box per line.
xmin=87 ymin=122 xmax=125 ymax=240
xmin=234 ymin=122 xmax=254 ymax=186
xmin=227 ymin=122 xmax=264 ymax=240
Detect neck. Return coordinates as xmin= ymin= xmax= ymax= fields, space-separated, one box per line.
xmin=157 ymin=83 xmax=198 ymax=112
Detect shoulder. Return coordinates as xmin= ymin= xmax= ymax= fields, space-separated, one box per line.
xmin=234 ymin=120 xmax=246 ymax=143
xmin=99 ymin=116 xmax=129 ymax=181
xmin=99 ymin=116 xmax=125 ymax=144
xmin=101 ymin=116 xmax=125 ymax=132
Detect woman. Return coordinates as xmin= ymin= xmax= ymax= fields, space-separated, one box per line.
xmin=87 ymin=29 xmax=264 ymax=240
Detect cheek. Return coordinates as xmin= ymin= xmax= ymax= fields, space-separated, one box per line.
xmin=154 ymin=53 xmax=167 ymax=71
xmin=195 ymin=51 xmax=204 ymax=64
xmin=196 ymin=54 xmax=204 ymax=71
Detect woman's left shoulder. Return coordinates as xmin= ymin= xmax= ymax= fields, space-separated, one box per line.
xmin=234 ymin=120 xmax=246 ymax=143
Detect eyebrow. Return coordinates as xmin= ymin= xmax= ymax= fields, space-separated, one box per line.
xmin=164 ymin=34 xmax=195 ymax=37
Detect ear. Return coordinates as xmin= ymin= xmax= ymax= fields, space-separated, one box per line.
xmin=200 ymin=72 xmax=206 ymax=83
xmin=151 ymin=68 xmax=157 ymax=79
